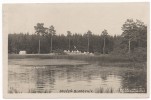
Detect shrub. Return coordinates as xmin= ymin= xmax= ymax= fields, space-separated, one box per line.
xmin=52 ymin=49 xmax=67 ymax=55
xmin=131 ymin=47 xmax=147 ymax=62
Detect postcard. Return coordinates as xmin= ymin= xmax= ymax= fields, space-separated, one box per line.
xmin=3 ymin=3 xmax=149 ymax=98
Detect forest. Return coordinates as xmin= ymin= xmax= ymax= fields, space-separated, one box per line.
xmin=8 ymin=19 xmax=147 ymax=61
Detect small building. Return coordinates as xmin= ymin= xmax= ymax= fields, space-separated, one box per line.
xmin=19 ymin=51 xmax=26 ymax=55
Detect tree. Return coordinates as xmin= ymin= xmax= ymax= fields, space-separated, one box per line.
xmin=46 ymin=25 xmax=56 ymax=53
xmin=121 ymin=19 xmax=146 ymax=53
xmin=34 ymin=23 xmax=46 ymax=54
xmin=67 ymin=31 xmax=72 ymax=51
xmin=102 ymin=29 xmax=108 ymax=54
xmin=135 ymin=20 xmax=147 ymax=48
xmin=86 ymin=30 xmax=92 ymax=53
xmin=122 ymin=19 xmax=135 ymax=53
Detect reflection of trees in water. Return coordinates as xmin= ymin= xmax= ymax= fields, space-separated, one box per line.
xmin=36 ymin=68 xmax=45 ymax=92
xmin=64 ymin=65 xmax=119 ymax=83
xmin=65 ymin=65 xmax=102 ymax=82
xmin=8 ymin=66 xmax=33 ymax=93
xmin=45 ymin=68 xmax=55 ymax=90
xmin=66 ymin=65 xmax=83 ymax=82
xmin=30 ymin=65 xmax=147 ymax=93
xmin=99 ymin=71 xmax=118 ymax=82
xmin=83 ymin=71 xmax=93 ymax=82
xmin=34 ymin=67 xmax=55 ymax=93
xmin=121 ymin=71 xmax=147 ymax=93
xmin=100 ymin=72 xmax=108 ymax=81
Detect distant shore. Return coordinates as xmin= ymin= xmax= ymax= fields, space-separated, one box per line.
xmin=8 ymin=54 xmax=131 ymax=63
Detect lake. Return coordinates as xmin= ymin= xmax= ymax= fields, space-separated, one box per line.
xmin=8 ymin=59 xmax=146 ymax=93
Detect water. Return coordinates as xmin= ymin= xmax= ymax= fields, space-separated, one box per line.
xmin=8 ymin=59 xmax=146 ymax=93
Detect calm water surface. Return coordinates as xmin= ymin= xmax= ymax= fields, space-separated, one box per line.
xmin=8 ymin=59 xmax=146 ymax=93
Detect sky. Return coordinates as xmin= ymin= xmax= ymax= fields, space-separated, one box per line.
xmin=3 ymin=3 xmax=149 ymax=36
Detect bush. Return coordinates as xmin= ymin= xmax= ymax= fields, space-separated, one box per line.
xmin=52 ymin=49 xmax=67 ymax=55
xmin=94 ymin=52 xmax=101 ymax=55
xmin=131 ymin=47 xmax=147 ymax=62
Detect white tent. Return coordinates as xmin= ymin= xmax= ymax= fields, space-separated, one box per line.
xmin=19 ymin=51 xmax=26 ymax=54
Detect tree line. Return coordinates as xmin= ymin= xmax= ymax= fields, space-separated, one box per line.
xmin=8 ymin=19 xmax=147 ymax=60
xmin=8 ymin=30 xmax=114 ymax=54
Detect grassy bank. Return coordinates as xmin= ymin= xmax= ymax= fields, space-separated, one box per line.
xmin=8 ymin=54 xmax=131 ymax=63
xmin=8 ymin=54 xmax=147 ymax=69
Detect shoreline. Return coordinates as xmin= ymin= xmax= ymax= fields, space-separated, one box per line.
xmin=8 ymin=54 xmax=147 ymax=69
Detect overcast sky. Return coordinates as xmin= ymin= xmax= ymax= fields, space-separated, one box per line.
xmin=3 ymin=3 xmax=149 ymax=36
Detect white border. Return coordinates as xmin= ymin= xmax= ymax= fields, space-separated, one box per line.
xmin=1 ymin=0 xmax=151 ymax=3
xmin=0 ymin=0 xmax=150 ymax=100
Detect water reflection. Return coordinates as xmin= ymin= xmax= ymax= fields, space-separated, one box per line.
xmin=8 ymin=61 xmax=146 ymax=93
xmin=121 ymin=71 xmax=147 ymax=93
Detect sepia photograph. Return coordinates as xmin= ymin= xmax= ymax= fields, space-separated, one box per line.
xmin=3 ymin=3 xmax=149 ymax=98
